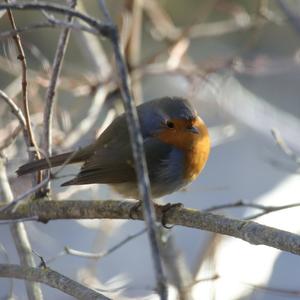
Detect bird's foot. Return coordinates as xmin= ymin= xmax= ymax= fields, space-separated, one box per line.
xmin=160 ymin=202 xmax=183 ymax=229
xmin=129 ymin=200 xmax=142 ymax=219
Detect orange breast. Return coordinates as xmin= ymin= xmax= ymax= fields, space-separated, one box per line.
xmin=156 ymin=117 xmax=210 ymax=181
xmin=184 ymin=128 xmax=210 ymax=181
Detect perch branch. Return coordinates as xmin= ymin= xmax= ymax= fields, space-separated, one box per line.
xmin=1 ymin=200 xmax=300 ymax=256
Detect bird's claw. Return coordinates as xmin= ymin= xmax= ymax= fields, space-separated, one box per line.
xmin=129 ymin=201 xmax=183 ymax=229
xmin=129 ymin=201 xmax=142 ymax=219
xmin=160 ymin=202 xmax=183 ymax=229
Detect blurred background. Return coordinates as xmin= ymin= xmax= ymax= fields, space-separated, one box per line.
xmin=1 ymin=0 xmax=300 ymax=299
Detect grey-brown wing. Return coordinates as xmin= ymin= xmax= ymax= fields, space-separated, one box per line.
xmin=62 ymin=135 xmax=172 ymax=186
xmin=61 ymin=115 xmax=133 ymax=185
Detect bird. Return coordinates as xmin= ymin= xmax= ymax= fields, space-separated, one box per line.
xmin=17 ymin=97 xmax=211 ymax=199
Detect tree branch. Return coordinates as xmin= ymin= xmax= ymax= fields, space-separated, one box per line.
xmin=6 ymin=3 xmax=42 ymax=187
xmin=0 ymin=21 xmax=98 ymax=40
xmin=0 ymin=2 xmax=112 ymax=37
xmin=42 ymin=0 xmax=77 ymax=194
xmin=0 ymin=264 xmax=111 ymax=300
xmin=204 ymin=199 xmax=300 ymax=220
xmin=43 ymin=0 xmax=76 ymax=158
xmin=98 ymin=1 xmax=168 ymax=299
xmin=0 ymin=158 xmax=43 ymax=300
xmin=1 ymin=200 xmax=300 ymax=256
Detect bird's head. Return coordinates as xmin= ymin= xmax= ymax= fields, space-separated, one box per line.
xmin=138 ymin=97 xmax=210 ymax=151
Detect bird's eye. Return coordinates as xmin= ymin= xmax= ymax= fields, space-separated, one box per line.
xmin=166 ymin=120 xmax=175 ymax=128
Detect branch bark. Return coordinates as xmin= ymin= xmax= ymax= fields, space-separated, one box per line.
xmin=0 ymin=2 xmax=112 ymax=37
xmin=98 ymin=1 xmax=168 ymax=299
xmin=0 ymin=264 xmax=111 ymax=300
xmin=1 ymin=200 xmax=300 ymax=256
xmin=43 ymin=0 xmax=77 ymax=158
xmin=0 ymin=159 xmax=43 ymax=300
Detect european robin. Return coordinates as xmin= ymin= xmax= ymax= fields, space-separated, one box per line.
xmin=17 ymin=97 xmax=211 ymax=199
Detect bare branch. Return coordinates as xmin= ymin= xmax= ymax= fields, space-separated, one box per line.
xmin=243 ymin=281 xmax=300 ymax=297
xmin=42 ymin=0 xmax=77 ymax=194
xmin=43 ymin=0 xmax=76 ymax=156
xmin=0 ymin=264 xmax=111 ymax=300
xmin=0 ymin=123 xmax=22 ymax=151
xmin=0 ymin=175 xmax=51 ymax=212
xmin=63 ymin=228 xmax=146 ymax=259
xmin=204 ymin=199 xmax=300 ymax=220
xmin=0 ymin=216 xmax=39 ymax=225
xmin=75 ymin=1 xmax=112 ymax=79
xmin=0 ymin=157 xmax=43 ymax=299
xmin=1 ymin=200 xmax=300 ymax=257
xmin=0 ymin=2 xmax=112 ymax=37
xmin=271 ymin=128 xmax=300 ymax=166
xmin=6 ymin=4 xmax=42 ymax=170
xmin=42 ymin=228 xmax=147 ymax=265
xmin=61 ymin=83 xmax=115 ymax=149
xmin=0 ymin=20 xmax=98 ymax=40
xmin=0 ymin=90 xmax=26 ymax=132
xmin=98 ymin=1 xmax=168 ymax=298
xmin=1 ymin=147 xmax=83 ymax=212
xmin=276 ymin=0 xmax=300 ymax=34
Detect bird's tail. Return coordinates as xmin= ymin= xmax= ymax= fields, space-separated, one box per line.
xmin=16 ymin=149 xmax=90 ymax=176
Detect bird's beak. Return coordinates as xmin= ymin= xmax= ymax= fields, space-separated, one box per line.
xmin=187 ymin=126 xmax=199 ymax=134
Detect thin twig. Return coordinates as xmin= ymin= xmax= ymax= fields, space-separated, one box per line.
xmin=204 ymin=199 xmax=271 ymax=212
xmin=43 ymin=0 xmax=76 ymax=156
xmin=43 ymin=229 xmax=146 ymax=265
xmin=6 ymin=4 xmax=42 ymax=169
xmin=61 ymin=83 xmax=115 ymax=149
xmin=42 ymin=0 xmax=77 ymax=193
xmin=0 ymin=157 xmax=43 ymax=300
xmin=191 ymin=274 xmax=220 ymax=286
xmin=245 ymin=203 xmax=300 ymax=220
xmin=0 ymin=20 xmax=98 ymax=40
xmin=64 ymin=228 xmax=146 ymax=259
xmin=0 ymin=216 xmax=39 ymax=225
xmin=98 ymin=1 xmax=168 ymax=299
xmin=271 ymin=128 xmax=300 ymax=165
xmin=60 ymin=0 xmax=113 ymax=149
xmin=75 ymin=1 xmax=111 ymax=79
xmin=243 ymin=281 xmax=300 ymax=297
xmin=204 ymin=199 xmax=300 ymax=220
xmin=0 ymin=264 xmax=111 ymax=300
xmin=160 ymin=230 xmax=193 ymax=300
xmin=276 ymin=0 xmax=300 ymax=34
xmin=1 ymin=148 xmax=82 ymax=212
xmin=125 ymin=0 xmax=143 ymax=104
xmin=0 ymin=175 xmax=51 ymax=213
xmin=0 ymin=124 xmax=22 ymax=151
xmin=0 ymin=90 xmax=26 ymax=132
xmin=0 ymin=2 xmax=112 ymax=37
xmin=0 ymin=244 xmax=13 ymax=299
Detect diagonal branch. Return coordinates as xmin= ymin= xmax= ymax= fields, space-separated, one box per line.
xmin=0 ymin=264 xmax=111 ymax=300
xmin=0 ymin=2 xmax=112 ymax=37
xmin=0 ymin=21 xmax=98 ymax=40
xmin=0 ymin=158 xmax=43 ymax=300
